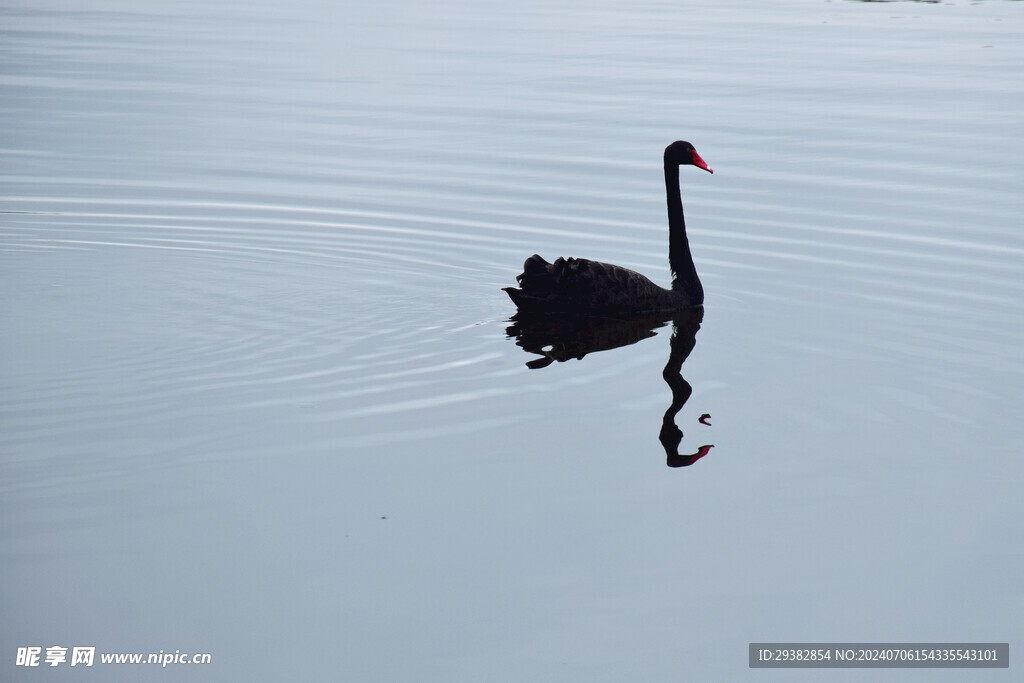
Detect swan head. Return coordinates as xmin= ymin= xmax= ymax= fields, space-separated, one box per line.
xmin=665 ymin=140 xmax=713 ymax=174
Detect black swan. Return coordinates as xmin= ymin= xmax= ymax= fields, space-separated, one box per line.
xmin=504 ymin=141 xmax=712 ymax=313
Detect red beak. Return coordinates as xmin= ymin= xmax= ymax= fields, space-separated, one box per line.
xmin=692 ymin=150 xmax=713 ymax=174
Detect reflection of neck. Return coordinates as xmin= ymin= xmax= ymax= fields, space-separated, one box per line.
xmin=660 ymin=313 xmax=712 ymax=467
xmin=665 ymin=162 xmax=703 ymax=305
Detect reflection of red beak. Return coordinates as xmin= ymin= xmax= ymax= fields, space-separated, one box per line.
xmin=692 ymin=151 xmax=713 ymax=174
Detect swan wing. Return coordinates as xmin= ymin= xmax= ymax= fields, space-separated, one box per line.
xmin=504 ymin=254 xmax=673 ymax=313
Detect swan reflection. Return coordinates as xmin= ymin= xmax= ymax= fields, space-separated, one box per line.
xmin=506 ymin=309 xmax=713 ymax=467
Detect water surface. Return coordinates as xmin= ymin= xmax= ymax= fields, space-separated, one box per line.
xmin=3 ymin=0 xmax=1023 ymax=680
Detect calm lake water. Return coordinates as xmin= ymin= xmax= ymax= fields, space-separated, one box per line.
xmin=3 ymin=0 xmax=1022 ymax=680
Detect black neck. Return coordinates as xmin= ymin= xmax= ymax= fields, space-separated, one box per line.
xmin=665 ymin=161 xmax=703 ymax=304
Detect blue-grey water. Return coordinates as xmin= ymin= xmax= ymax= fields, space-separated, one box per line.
xmin=3 ymin=0 xmax=1022 ymax=680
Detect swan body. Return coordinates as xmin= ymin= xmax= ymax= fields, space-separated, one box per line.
xmin=504 ymin=255 xmax=678 ymax=313
xmin=504 ymin=141 xmax=712 ymax=314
